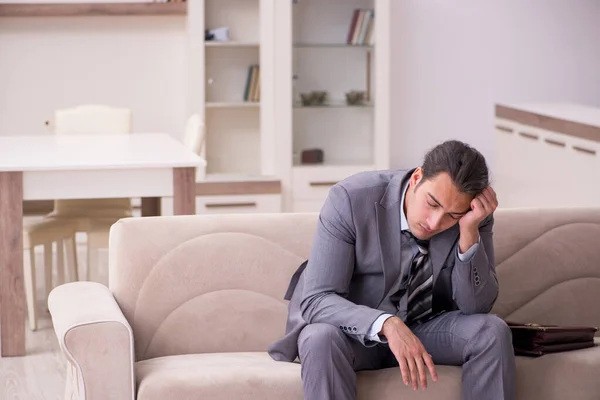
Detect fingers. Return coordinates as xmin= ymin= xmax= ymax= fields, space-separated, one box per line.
xmin=485 ymin=187 xmax=497 ymax=206
xmin=480 ymin=187 xmax=498 ymax=210
xmin=471 ymin=197 xmax=484 ymax=212
xmin=398 ymin=357 xmax=410 ymax=386
xmin=415 ymin=356 xmax=428 ymax=390
xmin=473 ymin=187 xmax=498 ymax=217
xmin=406 ymin=355 xmax=434 ymax=390
xmin=486 ymin=186 xmax=498 ymax=201
xmin=407 ymin=357 xmax=419 ymax=390
xmin=423 ymin=353 xmax=438 ymax=382
xmin=479 ymin=194 xmax=492 ymax=213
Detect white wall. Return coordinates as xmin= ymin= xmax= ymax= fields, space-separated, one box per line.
xmin=0 ymin=16 xmax=187 ymax=138
xmin=389 ymin=0 xmax=600 ymax=175
xmin=2 ymin=2 xmax=600 ymax=174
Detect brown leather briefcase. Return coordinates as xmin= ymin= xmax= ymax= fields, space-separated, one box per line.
xmin=505 ymin=321 xmax=598 ymax=357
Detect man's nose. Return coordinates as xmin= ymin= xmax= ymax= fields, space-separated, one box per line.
xmin=428 ymin=212 xmax=443 ymax=230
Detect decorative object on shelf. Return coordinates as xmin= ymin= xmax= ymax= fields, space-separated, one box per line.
xmin=300 ymin=93 xmax=312 ymax=106
xmin=345 ymin=90 xmax=366 ymax=106
xmin=346 ymin=8 xmax=375 ymax=45
xmin=301 ymin=148 xmax=324 ymax=164
xmin=205 ymin=27 xmax=229 ymax=42
xmin=300 ymin=91 xmax=328 ymax=106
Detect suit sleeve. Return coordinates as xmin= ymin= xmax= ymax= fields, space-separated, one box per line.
xmin=451 ymin=214 xmax=499 ymax=314
xmin=300 ymin=184 xmax=386 ymax=346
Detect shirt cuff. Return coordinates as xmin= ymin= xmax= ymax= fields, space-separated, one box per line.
xmin=366 ymin=314 xmax=394 ymax=343
xmin=457 ymin=237 xmax=480 ymax=262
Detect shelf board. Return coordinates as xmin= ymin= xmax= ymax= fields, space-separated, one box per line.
xmin=205 ymin=41 xmax=259 ymax=48
xmin=292 ymin=163 xmax=375 ymax=170
xmin=294 ymin=43 xmax=373 ymax=49
xmin=197 ymin=177 xmax=281 ymax=196
xmin=206 ymin=102 xmax=260 ymax=109
xmin=0 ymin=2 xmax=187 ymax=17
xmin=294 ymin=102 xmax=374 ymax=109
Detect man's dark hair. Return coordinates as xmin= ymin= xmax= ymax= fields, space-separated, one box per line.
xmin=420 ymin=140 xmax=489 ymax=195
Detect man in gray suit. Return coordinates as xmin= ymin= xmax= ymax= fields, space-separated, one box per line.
xmin=268 ymin=140 xmax=516 ymax=400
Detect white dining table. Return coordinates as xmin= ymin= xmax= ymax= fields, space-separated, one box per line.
xmin=0 ymin=133 xmax=205 ymax=357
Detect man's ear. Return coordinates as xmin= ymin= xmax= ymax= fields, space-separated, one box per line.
xmin=410 ymin=167 xmax=423 ymax=189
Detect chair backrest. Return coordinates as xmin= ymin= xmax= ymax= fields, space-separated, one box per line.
xmin=183 ymin=113 xmax=205 ymax=155
xmin=52 ymin=104 xmax=133 ymax=217
xmin=108 ymin=208 xmax=600 ymax=362
xmin=182 ymin=113 xmax=206 ymax=181
xmin=54 ymin=104 xmax=131 ymax=136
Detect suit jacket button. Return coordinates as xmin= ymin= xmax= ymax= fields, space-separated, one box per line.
xmin=352 ymin=327 xmax=357 ymax=333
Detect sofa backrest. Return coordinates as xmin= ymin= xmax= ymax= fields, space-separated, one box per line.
xmin=109 ymin=208 xmax=600 ymax=362
xmin=490 ymin=208 xmax=600 ymax=326
xmin=109 ymin=213 xmax=318 ymax=361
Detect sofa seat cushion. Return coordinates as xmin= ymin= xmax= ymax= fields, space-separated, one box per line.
xmin=135 ymin=352 xmax=462 ymax=400
xmin=515 ymin=341 xmax=600 ymax=399
xmin=136 ymin=346 xmax=600 ymax=400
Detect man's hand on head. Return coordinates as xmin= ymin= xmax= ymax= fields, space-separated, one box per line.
xmin=457 ymin=186 xmax=498 ymax=252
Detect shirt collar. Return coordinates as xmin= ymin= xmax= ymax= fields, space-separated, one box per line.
xmin=400 ymin=178 xmax=410 ymax=232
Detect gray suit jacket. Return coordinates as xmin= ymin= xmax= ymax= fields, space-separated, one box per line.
xmin=268 ymin=169 xmax=498 ymax=362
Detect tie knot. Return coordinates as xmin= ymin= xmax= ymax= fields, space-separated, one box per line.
xmin=403 ymin=231 xmax=429 ymax=253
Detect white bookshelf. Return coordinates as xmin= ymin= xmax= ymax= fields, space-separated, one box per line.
xmin=273 ymin=0 xmax=391 ymax=212
xmin=183 ymin=0 xmax=390 ymax=213
xmin=158 ymin=0 xmax=282 ymax=218
xmin=187 ymin=0 xmax=275 ymax=180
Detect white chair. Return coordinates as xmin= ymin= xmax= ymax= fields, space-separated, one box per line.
xmin=46 ymin=104 xmax=134 ymax=282
xmin=23 ymin=219 xmax=78 ymax=331
xmin=183 ymin=113 xmax=206 ymax=181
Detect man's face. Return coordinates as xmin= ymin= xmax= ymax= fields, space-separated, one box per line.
xmin=405 ymin=168 xmax=473 ymax=240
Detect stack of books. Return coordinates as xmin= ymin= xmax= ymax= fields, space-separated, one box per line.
xmin=346 ymin=8 xmax=374 ymax=46
xmin=243 ymin=64 xmax=260 ymax=102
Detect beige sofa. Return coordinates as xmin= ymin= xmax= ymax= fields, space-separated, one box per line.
xmin=48 ymin=208 xmax=600 ymax=400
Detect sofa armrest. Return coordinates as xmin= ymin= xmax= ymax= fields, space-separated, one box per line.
xmin=48 ymin=282 xmax=135 ymax=400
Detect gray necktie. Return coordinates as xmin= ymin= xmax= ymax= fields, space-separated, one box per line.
xmin=405 ymin=232 xmax=433 ymax=324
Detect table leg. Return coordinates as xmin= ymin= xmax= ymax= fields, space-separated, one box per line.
xmin=0 ymin=172 xmax=25 ymax=357
xmin=141 ymin=197 xmax=162 ymax=217
xmin=173 ymin=167 xmax=195 ymax=215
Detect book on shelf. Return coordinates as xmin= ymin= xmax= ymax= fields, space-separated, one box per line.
xmin=346 ymin=8 xmax=374 ymax=46
xmin=243 ymin=64 xmax=260 ymax=102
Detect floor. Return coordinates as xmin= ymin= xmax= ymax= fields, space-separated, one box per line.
xmin=0 ymin=315 xmax=65 ymax=400
xmin=1 ymin=220 xmax=110 ymax=400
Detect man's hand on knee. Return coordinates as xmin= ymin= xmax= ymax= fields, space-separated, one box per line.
xmin=380 ymin=317 xmax=438 ymax=391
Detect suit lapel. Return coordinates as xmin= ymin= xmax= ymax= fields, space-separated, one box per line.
xmin=376 ymin=202 xmax=402 ymax=304
xmin=429 ymin=224 xmax=459 ymax=285
xmin=375 ymin=170 xmax=413 ymax=304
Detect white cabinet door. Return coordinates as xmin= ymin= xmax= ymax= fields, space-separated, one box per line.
xmin=161 ymin=194 xmax=282 ymax=216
